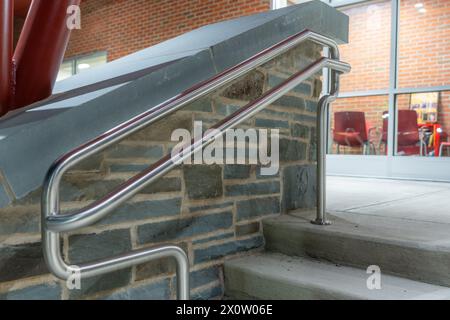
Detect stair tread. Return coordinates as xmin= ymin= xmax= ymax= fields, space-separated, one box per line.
xmin=225 ymin=253 xmax=450 ymax=300
xmin=265 ymin=212 xmax=450 ymax=251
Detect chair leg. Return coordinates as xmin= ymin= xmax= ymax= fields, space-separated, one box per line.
xmin=418 ymin=139 xmax=429 ymax=157
xmin=379 ymin=142 xmax=386 ymax=155
xmin=370 ymin=142 xmax=377 ymax=155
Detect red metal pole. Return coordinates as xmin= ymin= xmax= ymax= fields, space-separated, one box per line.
xmin=11 ymin=0 xmax=81 ymax=110
xmin=0 ymin=0 xmax=14 ymax=116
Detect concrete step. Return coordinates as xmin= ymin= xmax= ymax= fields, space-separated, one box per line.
xmin=224 ymin=253 xmax=450 ymax=300
xmin=263 ymin=212 xmax=450 ymax=287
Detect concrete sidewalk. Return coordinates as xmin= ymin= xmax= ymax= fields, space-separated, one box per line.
xmin=327 ymin=176 xmax=450 ymax=224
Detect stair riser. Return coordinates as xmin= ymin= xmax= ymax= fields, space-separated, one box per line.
xmin=224 ymin=266 xmax=364 ymax=300
xmin=263 ymin=222 xmax=450 ymax=287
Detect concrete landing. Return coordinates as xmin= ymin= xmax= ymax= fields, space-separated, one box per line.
xmin=224 ymin=253 xmax=450 ymax=300
xmin=328 ymin=176 xmax=450 ymax=224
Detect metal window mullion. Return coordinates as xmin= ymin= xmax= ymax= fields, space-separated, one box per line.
xmin=340 ymin=85 xmax=450 ymax=98
xmin=71 ymin=59 xmax=77 ymax=76
xmin=387 ymin=0 xmax=399 ymax=158
xmin=394 ymin=85 xmax=450 ymax=95
xmin=338 ymin=89 xmax=390 ymax=98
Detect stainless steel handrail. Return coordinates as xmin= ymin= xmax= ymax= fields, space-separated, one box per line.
xmin=41 ymin=29 xmax=350 ymax=300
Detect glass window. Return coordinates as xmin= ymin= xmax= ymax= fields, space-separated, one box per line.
xmin=338 ymin=0 xmax=392 ymax=92
xmin=329 ymin=95 xmax=389 ymax=155
xmin=326 ymin=0 xmax=368 ymax=6
xmin=56 ymin=60 xmax=74 ymax=82
xmin=56 ymin=52 xmax=108 ymax=82
xmin=76 ymin=53 xmax=108 ymax=74
xmin=395 ymin=91 xmax=450 ymax=157
xmin=398 ymin=0 xmax=450 ymax=88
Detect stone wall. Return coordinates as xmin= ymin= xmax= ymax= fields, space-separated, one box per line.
xmin=0 ymin=41 xmax=322 ymax=300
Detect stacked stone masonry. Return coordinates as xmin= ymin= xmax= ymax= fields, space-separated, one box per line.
xmin=0 ymin=42 xmax=322 ymax=300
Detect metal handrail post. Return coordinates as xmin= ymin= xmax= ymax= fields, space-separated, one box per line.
xmin=311 ymin=42 xmax=343 ymax=226
xmin=311 ymin=94 xmax=335 ymax=225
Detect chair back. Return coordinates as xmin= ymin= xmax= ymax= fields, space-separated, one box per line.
xmin=397 ymin=110 xmax=420 ymax=146
xmin=333 ymin=111 xmax=368 ymax=147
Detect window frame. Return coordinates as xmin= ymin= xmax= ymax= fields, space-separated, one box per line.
xmin=57 ymin=51 xmax=108 ymax=81
xmin=335 ymin=0 xmax=450 ymax=157
xmin=274 ymin=0 xmax=450 ymax=180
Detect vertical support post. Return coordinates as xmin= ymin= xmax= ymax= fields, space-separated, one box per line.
xmin=312 ymin=94 xmax=334 ymax=225
xmin=312 ymin=49 xmax=334 ymax=226
xmin=0 ymin=0 xmax=13 ymax=116
xmin=311 ymin=42 xmax=344 ymax=226
xmin=11 ymin=0 xmax=80 ymax=109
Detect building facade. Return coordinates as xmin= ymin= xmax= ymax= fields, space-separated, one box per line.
xmin=3 ymin=0 xmax=449 ymax=301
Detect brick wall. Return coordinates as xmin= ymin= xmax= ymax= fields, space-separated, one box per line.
xmin=0 ymin=42 xmax=322 ymax=300
xmin=338 ymin=0 xmax=450 ymax=92
xmin=65 ymin=0 xmax=270 ymax=61
xmin=398 ymin=0 xmax=450 ymax=89
xmin=339 ymin=0 xmax=392 ymax=92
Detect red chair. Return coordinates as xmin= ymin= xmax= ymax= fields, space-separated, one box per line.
xmin=439 ymin=132 xmax=449 ymax=157
xmin=440 ymin=142 xmax=450 ymax=157
xmin=333 ymin=111 xmax=375 ymax=154
xmin=381 ymin=110 xmax=427 ymax=156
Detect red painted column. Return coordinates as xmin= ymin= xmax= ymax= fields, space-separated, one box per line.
xmin=0 ymin=0 xmax=14 ymax=116
xmin=11 ymin=0 xmax=81 ymax=109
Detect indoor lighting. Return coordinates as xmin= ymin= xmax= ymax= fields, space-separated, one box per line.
xmin=414 ymin=3 xmax=423 ymax=8
xmin=418 ymin=8 xmax=427 ymax=13
xmin=78 ymin=63 xmax=91 ymax=70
